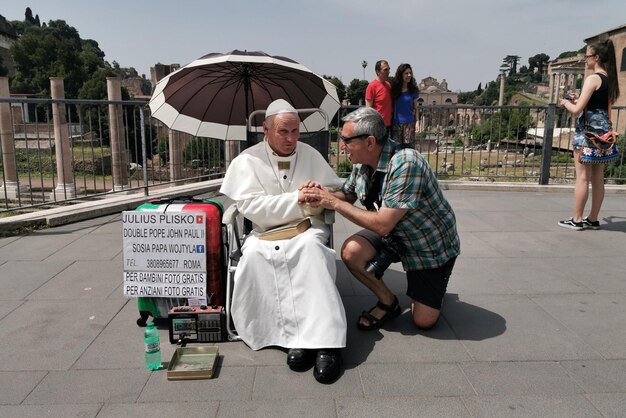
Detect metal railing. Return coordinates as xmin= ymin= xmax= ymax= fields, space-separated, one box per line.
xmin=0 ymin=97 xmax=229 ymax=213
xmin=1 ymin=97 xmax=625 ymax=214
xmin=331 ymin=104 xmax=626 ymax=184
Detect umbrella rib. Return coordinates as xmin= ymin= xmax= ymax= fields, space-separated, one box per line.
xmin=153 ymin=53 xmax=339 ymax=140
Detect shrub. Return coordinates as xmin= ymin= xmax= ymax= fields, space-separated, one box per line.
xmin=337 ymin=159 xmax=353 ymax=177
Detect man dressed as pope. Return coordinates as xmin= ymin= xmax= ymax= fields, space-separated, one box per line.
xmin=219 ymin=99 xmax=347 ymax=384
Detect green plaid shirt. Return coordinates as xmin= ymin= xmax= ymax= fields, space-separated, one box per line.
xmin=342 ymin=139 xmax=460 ymax=270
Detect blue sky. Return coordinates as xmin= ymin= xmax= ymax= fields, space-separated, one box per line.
xmin=2 ymin=0 xmax=625 ymax=91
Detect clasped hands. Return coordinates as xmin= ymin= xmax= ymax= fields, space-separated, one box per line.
xmin=297 ymin=181 xmax=336 ymax=209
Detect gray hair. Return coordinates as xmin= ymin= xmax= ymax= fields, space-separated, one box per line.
xmin=341 ymin=107 xmax=387 ymax=145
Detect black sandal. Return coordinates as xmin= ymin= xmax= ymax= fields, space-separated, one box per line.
xmin=356 ymin=296 xmax=402 ymax=331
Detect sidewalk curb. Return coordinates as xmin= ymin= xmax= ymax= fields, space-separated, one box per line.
xmin=0 ymin=180 xmax=222 ymax=235
xmin=2 ymin=180 xmax=626 ymax=235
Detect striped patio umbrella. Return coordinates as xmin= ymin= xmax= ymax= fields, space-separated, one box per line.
xmin=148 ymin=50 xmax=340 ymax=141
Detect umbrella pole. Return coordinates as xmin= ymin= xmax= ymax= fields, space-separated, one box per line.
xmin=243 ymin=64 xmax=256 ymax=150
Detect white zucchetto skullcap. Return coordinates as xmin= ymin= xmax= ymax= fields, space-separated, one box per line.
xmin=265 ymin=99 xmax=297 ymax=118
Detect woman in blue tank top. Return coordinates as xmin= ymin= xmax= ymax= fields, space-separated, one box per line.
xmin=390 ymin=64 xmax=420 ymax=149
xmin=558 ymin=39 xmax=620 ymax=231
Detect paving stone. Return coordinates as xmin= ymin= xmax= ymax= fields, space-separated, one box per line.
xmin=46 ymin=233 xmax=121 ymax=261
xmin=445 ymin=294 xmax=601 ymax=361
xmin=137 ymin=366 xmax=254 ymax=402
xmin=1 ymin=189 xmax=626 ymax=415
xmin=540 ymin=255 xmax=626 ymax=294
xmin=470 ymin=231 xmax=555 ymax=258
xmin=454 ymin=210 xmax=499 ymax=232
xmin=532 ymin=294 xmax=626 ymax=359
xmin=455 ymin=232 xmax=504 ymax=258
xmin=359 ymin=363 xmax=473 ymax=397
xmin=561 ymin=360 xmax=626 ymax=393
xmin=28 ymin=260 xmax=122 ymax=300
xmin=461 ymin=361 xmax=583 ymax=395
xmin=251 ymin=365 xmax=362 ymax=399
xmin=447 ymin=258 xmax=513 ymax=295
xmin=73 ymin=301 xmax=153 ymax=370
xmin=586 ymin=393 xmax=626 ymax=418
xmin=342 ymin=296 xmax=471 ymax=365
xmin=0 ymin=233 xmax=80 ymax=261
xmin=0 ymin=300 xmax=23 ymax=320
xmin=24 ymin=369 xmax=149 ymax=404
xmin=218 ymin=398 xmax=337 ymax=418
xmin=0 ymin=299 xmax=126 ymax=371
xmin=0 ymin=371 xmax=46 ymax=405
xmin=0 ymin=260 xmax=74 ymax=300
xmin=0 ymin=404 xmax=100 ymax=418
xmin=471 ymin=210 xmax=543 ymax=232
xmin=336 ymin=396 xmax=469 ymax=417
xmin=213 ymin=341 xmax=286 ymax=367
xmin=465 ymin=257 xmax=593 ymax=295
xmin=0 ymin=235 xmax=20 ymax=249
xmin=462 ymin=394 xmax=601 ymax=417
xmin=98 ymin=401 xmax=218 ymax=418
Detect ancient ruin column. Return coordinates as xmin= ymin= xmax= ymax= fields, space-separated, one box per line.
xmin=106 ymin=77 xmax=129 ymax=191
xmin=548 ymin=72 xmax=555 ymax=103
xmin=50 ymin=77 xmax=77 ymax=198
xmin=498 ymin=72 xmax=506 ymax=106
xmin=0 ymin=77 xmax=27 ymax=198
xmin=168 ymin=129 xmax=184 ymax=183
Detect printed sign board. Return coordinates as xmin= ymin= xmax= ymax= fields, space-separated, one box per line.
xmin=122 ymin=211 xmax=207 ymax=298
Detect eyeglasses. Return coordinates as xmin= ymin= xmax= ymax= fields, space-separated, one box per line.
xmin=584 ymin=54 xmax=596 ymax=60
xmin=339 ymin=134 xmax=369 ymax=144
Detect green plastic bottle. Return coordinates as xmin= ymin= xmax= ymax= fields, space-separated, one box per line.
xmin=144 ymin=322 xmax=161 ymax=371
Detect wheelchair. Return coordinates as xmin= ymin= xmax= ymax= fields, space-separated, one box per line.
xmin=222 ymin=107 xmax=336 ymax=342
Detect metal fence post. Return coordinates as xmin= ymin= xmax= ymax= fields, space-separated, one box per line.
xmin=539 ymin=104 xmax=556 ymax=185
xmin=139 ymin=107 xmax=149 ymax=196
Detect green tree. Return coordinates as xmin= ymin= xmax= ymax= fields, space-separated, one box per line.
xmin=457 ymin=91 xmax=477 ymax=104
xmin=0 ymin=55 xmax=7 ymax=77
xmin=475 ymin=80 xmax=499 ymax=106
xmin=10 ymin=19 xmax=108 ymax=98
xmin=528 ymin=53 xmax=549 ymax=74
xmin=322 ymin=75 xmax=346 ymax=102
xmin=557 ymin=47 xmax=585 ymax=59
xmin=502 ymin=55 xmax=521 ymax=75
xmin=471 ymin=108 xmax=533 ymax=144
xmin=24 ymin=7 xmax=37 ymax=25
xmin=346 ymin=78 xmax=368 ymax=105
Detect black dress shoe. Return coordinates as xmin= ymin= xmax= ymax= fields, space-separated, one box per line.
xmin=287 ymin=348 xmax=315 ymax=371
xmin=313 ymin=349 xmax=342 ymax=384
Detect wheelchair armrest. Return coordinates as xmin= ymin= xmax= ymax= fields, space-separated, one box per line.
xmin=222 ymin=204 xmax=240 ymax=225
xmin=323 ymin=209 xmax=335 ymax=225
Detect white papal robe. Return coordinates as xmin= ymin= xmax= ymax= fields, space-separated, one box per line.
xmin=219 ymin=140 xmax=347 ymax=350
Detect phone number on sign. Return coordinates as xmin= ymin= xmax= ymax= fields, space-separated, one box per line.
xmin=145 ymin=259 xmax=180 ymax=269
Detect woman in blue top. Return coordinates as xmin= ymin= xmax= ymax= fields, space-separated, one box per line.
xmin=558 ymin=39 xmax=620 ymax=231
xmin=390 ymin=63 xmax=420 ymax=148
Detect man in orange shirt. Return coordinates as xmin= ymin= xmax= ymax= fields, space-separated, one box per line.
xmin=365 ymin=60 xmax=392 ymax=131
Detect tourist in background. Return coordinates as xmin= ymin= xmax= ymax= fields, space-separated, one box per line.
xmin=365 ymin=60 xmax=392 ymax=132
xmin=558 ymin=39 xmax=620 ymax=231
xmin=391 ymin=63 xmax=420 ymax=148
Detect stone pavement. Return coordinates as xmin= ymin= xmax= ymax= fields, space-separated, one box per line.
xmin=1 ymin=188 xmax=625 ymax=417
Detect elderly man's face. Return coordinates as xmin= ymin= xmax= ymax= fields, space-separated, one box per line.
xmin=264 ymin=113 xmax=300 ymax=157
